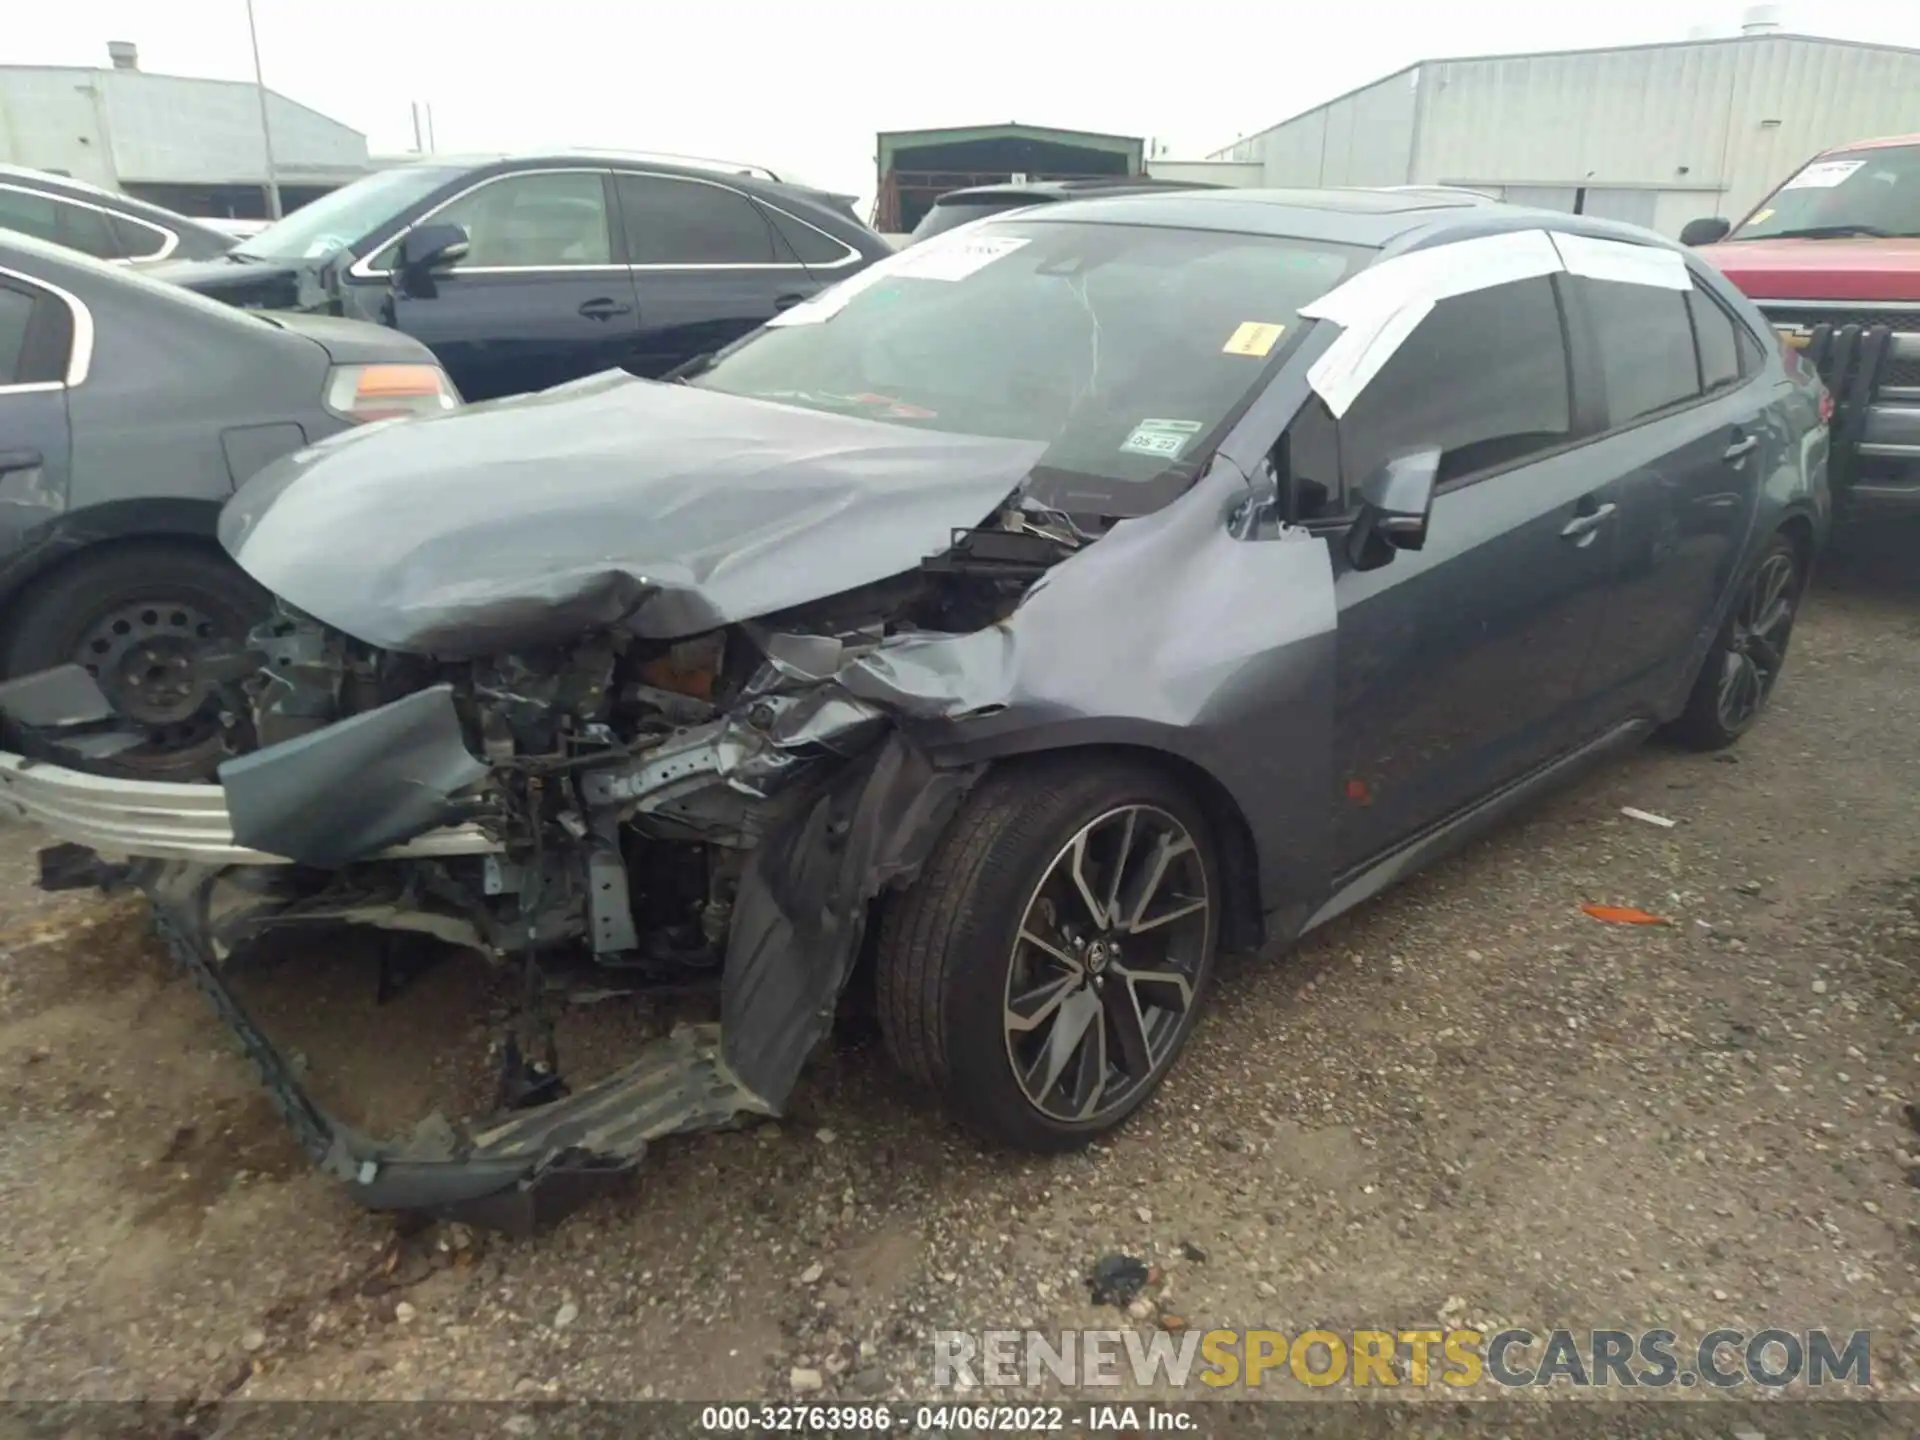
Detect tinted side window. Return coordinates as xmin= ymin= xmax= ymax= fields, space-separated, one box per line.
xmin=0 ymin=286 xmax=33 ymax=382
xmin=57 ymin=202 xmax=123 ymax=260
xmin=0 ymin=187 xmax=64 ymax=247
xmin=433 ymin=171 xmax=613 ymax=268
xmin=1687 ymin=287 xmax=1745 ymax=391
xmin=110 ymin=214 xmax=172 ymax=261
xmin=617 ymin=175 xmax=776 ymax=265
xmin=762 ymin=204 xmax=850 ymax=266
xmin=1281 ymin=395 xmax=1343 ymax=518
xmin=1340 ymin=276 xmax=1573 ymax=488
xmin=1581 ymin=277 xmax=1701 ymax=425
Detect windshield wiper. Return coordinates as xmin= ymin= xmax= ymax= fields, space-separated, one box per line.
xmin=1757 ymin=224 xmax=1896 ymax=240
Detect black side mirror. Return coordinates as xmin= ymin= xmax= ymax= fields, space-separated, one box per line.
xmin=1346 ymin=449 xmax=1440 ymax=572
xmin=398 ymin=222 xmax=471 ymax=274
xmin=1679 ymin=216 xmax=1732 ymax=247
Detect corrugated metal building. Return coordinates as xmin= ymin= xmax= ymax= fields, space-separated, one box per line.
xmin=1210 ymin=29 xmax=1920 ymax=235
xmin=0 ymin=43 xmax=370 ymax=219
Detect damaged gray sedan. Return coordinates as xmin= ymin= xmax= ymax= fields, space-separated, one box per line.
xmin=0 ymin=188 xmax=1829 ymax=1232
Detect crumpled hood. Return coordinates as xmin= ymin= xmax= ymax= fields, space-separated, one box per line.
xmin=219 ymin=371 xmax=1047 ymax=658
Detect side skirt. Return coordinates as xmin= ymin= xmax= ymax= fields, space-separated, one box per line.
xmin=1297 ymin=716 xmax=1655 ymax=937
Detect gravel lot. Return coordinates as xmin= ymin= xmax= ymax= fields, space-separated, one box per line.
xmin=0 ymin=518 xmax=1915 ymax=1412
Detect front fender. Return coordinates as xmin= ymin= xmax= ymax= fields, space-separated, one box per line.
xmin=839 ymin=491 xmax=1341 ymax=938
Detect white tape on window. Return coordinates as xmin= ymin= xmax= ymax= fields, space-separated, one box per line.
xmin=1299 ymin=227 xmax=1693 ymax=415
xmin=1300 ymin=230 xmax=1562 ymax=417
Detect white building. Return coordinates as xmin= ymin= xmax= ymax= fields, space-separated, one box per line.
xmin=0 ymin=43 xmax=371 ymax=219
xmin=1210 ymin=22 xmax=1920 ymax=236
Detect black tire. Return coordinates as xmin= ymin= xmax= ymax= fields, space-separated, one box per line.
xmin=875 ymin=757 xmax=1221 ymax=1153
xmin=1 ymin=541 xmax=267 ymax=782
xmin=1666 ymin=531 xmax=1804 ymax=752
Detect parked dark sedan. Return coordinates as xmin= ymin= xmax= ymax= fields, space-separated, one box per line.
xmin=0 ymin=230 xmax=458 ymax=779
xmin=145 ymin=152 xmax=892 ymax=402
xmin=0 ymin=165 xmax=238 ymax=264
xmin=0 ymin=189 xmax=1826 ymax=1232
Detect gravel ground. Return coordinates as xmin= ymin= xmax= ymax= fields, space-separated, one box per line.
xmin=0 ymin=518 xmax=1915 ymax=1413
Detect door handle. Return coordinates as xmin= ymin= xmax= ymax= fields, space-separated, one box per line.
xmin=1559 ymin=501 xmax=1617 ymax=543
xmin=1723 ymin=434 xmax=1759 ymax=463
xmin=773 ymin=293 xmax=807 ymax=312
xmin=577 ymin=297 xmax=633 ymax=320
xmin=0 ymin=447 xmax=44 ymax=476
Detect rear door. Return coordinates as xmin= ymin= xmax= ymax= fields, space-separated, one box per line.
xmin=0 ymin=272 xmax=75 ymax=559
xmin=613 ymin=172 xmax=831 ymax=377
xmin=1565 ymin=273 xmax=1772 ymax=714
xmin=1316 ymin=274 xmax=1622 ymax=870
xmin=380 ymin=168 xmax=642 ymax=401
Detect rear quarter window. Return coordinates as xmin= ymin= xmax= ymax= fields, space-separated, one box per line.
xmin=762 ymin=203 xmax=853 ymax=266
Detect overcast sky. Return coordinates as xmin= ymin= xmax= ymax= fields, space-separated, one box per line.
xmin=14 ymin=0 xmax=1920 ymax=205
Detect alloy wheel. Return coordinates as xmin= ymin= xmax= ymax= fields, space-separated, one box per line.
xmin=1002 ymin=804 xmax=1212 ymax=1124
xmin=1716 ymin=550 xmax=1797 ymax=734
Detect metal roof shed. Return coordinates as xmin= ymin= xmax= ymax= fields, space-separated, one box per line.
xmin=874 ymin=123 xmax=1144 ymax=231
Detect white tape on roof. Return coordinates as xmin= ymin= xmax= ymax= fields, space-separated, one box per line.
xmin=1550 ymin=230 xmax=1692 ymax=290
xmin=1299 ymin=228 xmax=1694 ymax=416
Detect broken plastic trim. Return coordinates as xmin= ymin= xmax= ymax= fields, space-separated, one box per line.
xmin=219 ymin=684 xmax=490 ymax=867
xmin=118 ymin=725 xmax=978 ymax=1232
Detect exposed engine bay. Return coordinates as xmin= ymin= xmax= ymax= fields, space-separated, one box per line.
xmin=10 ymin=507 xmax=1083 ymax=1232
xmin=223 ymin=504 xmax=1076 ymax=956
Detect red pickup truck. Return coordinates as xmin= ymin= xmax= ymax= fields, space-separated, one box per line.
xmin=1682 ymin=134 xmax=1920 ymax=512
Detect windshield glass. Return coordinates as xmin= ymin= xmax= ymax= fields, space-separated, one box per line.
xmin=1733 ymin=144 xmax=1920 ymax=239
xmin=235 ymin=164 xmax=464 ymax=261
xmin=692 ymin=219 xmax=1366 ymax=515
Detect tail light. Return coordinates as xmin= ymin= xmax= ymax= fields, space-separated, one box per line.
xmin=324 ymin=363 xmax=461 ymax=424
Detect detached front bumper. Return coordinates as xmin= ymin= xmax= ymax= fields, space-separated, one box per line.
xmin=0 ymin=750 xmax=500 ymax=864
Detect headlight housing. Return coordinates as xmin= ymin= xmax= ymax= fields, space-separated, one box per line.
xmin=324 ymin=363 xmax=461 ymax=424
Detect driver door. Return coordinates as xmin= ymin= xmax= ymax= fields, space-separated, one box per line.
xmin=1299 ymin=275 xmax=1622 ymax=870
xmin=384 ymin=168 xmax=642 ymax=401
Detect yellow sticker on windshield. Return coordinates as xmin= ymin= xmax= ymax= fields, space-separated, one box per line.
xmin=1223 ymin=321 xmax=1287 ymax=357
xmin=1746 ymin=207 xmax=1774 ymax=227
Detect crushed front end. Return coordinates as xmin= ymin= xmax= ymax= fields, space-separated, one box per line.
xmin=0 ymin=515 xmax=1071 ymax=1232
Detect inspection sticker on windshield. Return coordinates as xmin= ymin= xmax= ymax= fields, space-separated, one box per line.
xmin=1782 ymin=159 xmax=1865 ymax=190
xmin=1121 ymin=418 xmax=1203 ymax=460
xmin=1222 ymin=321 xmax=1287 ymax=357
xmin=893 ymin=235 xmax=1031 ymax=282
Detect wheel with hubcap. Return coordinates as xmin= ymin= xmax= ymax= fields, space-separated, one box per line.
xmin=876 ymin=759 xmax=1220 ymax=1152
xmin=1 ymin=542 xmax=267 ymax=781
xmin=1667 ymin=531 xmax=1804 ymax=751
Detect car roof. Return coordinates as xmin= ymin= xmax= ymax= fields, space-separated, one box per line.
xmin=932 ymin=178 xmax=1226 ymax=204
xmin=983 ymin=186 xmax=1699 ymax=262
xmin=375 ymin=151 xmax=866 ymax=223
xmin=1819 ymin=133 xmax=1920 ymax=155
xmin=1017 ymin=185 xmax=1503 ymax=247
xmin=391 ymin=150 xmax=834 ymax=193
